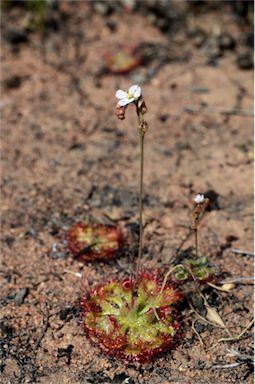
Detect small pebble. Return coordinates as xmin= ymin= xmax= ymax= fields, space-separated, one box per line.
xmin=14 ymin=288 xmax=29 ymax=306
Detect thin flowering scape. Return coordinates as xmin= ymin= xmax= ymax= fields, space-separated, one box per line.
xmin=115 ymin=84 xmax=141 ymax=106
xmin=192 ymin=193 xmax=209 ymax=257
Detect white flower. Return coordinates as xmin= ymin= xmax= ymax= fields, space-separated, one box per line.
xmin=194 ymin=194 xmax=205 ymax=204
xmin=115 ymin=84 xmax=141 ymax=106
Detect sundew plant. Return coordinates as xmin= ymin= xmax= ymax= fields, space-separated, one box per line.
xmin=80 ymin=85 xmax=183 ymax=363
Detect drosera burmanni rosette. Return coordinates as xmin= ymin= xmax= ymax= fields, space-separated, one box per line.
xmin=104 ymin=46 xmax=141 ymax=74
xmin=66 ymin=222 xmax=124 ymax=262
xmin=81 ymin=271 xmax=182 ymax=363
xmin=173 ymin=256 xmax=217 ymax=283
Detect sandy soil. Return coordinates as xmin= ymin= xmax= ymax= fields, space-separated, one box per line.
xmin=1 ymin=2 xmax=253 ymax=383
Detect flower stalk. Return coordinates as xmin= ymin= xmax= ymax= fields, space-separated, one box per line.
xmin=115 ymin=85 xmax=148 ymax=298
xmin=192 ymin=194 xmax=209 ymax=257
xmin=134 ymin=100 xmax=147 ymax=289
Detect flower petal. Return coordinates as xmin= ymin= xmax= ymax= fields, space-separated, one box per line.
xmin=194 ymin=194 xmax=204 ymax=204
xmin=115 ymin=89 xmax=128 ymax=99
xmin=118 ymin=97 xmax=133 ymax=106
xmin=126 ymin=97 xmax=135 ymax=104
xmin=129 ymin=84 xmax=141 ymax=98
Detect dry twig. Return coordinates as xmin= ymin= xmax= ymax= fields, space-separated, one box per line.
xmin=207 ymin=318 xmax=254 ymax=351
xmin=230 ymin=249 xmax=254 ymax=257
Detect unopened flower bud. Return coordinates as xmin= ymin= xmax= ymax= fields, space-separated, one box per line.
xmin=139 ymin=100 xmax=147 ymax=114
xmin=141 ymin=120 xmax=148 ymax=134
xmin=115 ymin=105 xmax=126 ymax=120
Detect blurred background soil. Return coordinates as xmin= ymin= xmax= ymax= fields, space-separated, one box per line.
xmin=0 ymin=1 xmax=254 ymax=383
